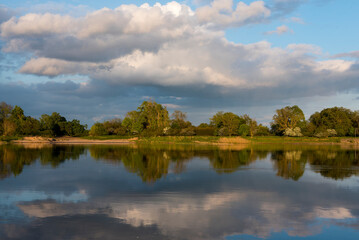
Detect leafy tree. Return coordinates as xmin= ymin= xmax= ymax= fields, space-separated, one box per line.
xmin=271 ymin=105 xmax=305 ymax=135
xmin=123 ymin=100 xmax=169 ymax=136
xmin=9 ymin=106 xmax=26 ymax=135
xmin=168 ymin=110 xmax=193 ymax=135
xmin=3 ymin=119 xmax=16 ymax=136
xmin=210 ymin=112 xmax=244 ymax=136
xmin=309 ymin=107 xmax=353 ymax=137
xmin=65 ymin=119 xmax=87 ymax=137
xmin=138 ymin=100 xmax=170 ymax=135
xmin=241 ymin=114 xmax=258 ymax=137
xmin=123 ymin=110 xmax=145 ymax=135
xmin=89 ymin=122 xmax=107 ymax=136
xmin=255 ymin=124 xmax=270 ymax=136
xmin=103 ymin=118 xmax=125 ymax=135
xmin=0 ymin=102 xmax=13 ymax=135
xmin=238 ymin=124 xmax=250 ymax=136
xmin=40 ymin=112 xmax=67 ymax=137
xmin=22 ymin=117 xmax=41 ymax=136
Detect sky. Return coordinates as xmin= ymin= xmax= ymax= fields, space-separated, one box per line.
xmin=0 ymin=0 xmax=358 ymax=126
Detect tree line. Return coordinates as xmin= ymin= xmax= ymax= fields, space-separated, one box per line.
xmin=1 ymin=100 xmax=358 ymax=137
xmin=0 ymin=102 xmax=87 ymax=137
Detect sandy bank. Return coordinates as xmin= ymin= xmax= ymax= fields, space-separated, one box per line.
xmin=12 ymin=136 xmax=137 ymax=144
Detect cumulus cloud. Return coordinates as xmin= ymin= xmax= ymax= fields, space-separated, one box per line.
xmin=0 ymin=1 xmax=358 ymax=124
xmin=333 ymin=51 xmax=359 ymax=59
xmin=196 ymin=0 xmax=271 ymax=28
xmin=264 ymin=24 xmax=293 ymax=35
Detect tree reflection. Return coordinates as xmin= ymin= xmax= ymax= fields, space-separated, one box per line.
xmin=308 ymin=149 xmax=359 ymax=180
xmin=271 ymin=150 xmax=306 ymax=181
xmin=0 ymin=144 xmax=85 ymax=179
xmin=1 ymin=143 xmax=359 ymax=182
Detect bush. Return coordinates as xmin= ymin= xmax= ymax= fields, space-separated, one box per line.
xmin=284 ymin=127 xmax=303 ymax=137
xmin=314 ymin=129 xmax=337 ymax=138
xmin=195 ymin=127 xmax=215 ymax=136
xmin=180 ymin=127 xmax=196 ymax=136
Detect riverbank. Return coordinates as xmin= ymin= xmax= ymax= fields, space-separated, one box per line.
xmin=1 ymin=135 xmax=359 ymax=145
xmin=9 ymin=136 xmax=138 ymax=144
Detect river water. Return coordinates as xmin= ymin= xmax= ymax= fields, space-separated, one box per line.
xmin=1 ymin=143 xmax=359 ymax=239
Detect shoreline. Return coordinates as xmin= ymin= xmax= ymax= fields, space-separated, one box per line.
xmin=9 ymin=136 xmax=137 ymax=145
xmin=1 ymin=136 xmax=358 ymax=146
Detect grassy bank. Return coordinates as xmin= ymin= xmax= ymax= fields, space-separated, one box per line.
xmin=0 ymin=136 xmax=22 ymax=143
xmin=3 ymin=135 xmax=358 ymax=145
xmin=81 ymin=135 xmax=135 ymax=140
xmin=137 ymin=136 xmax=359 ymax=145
xmin=136 ymin=136 xmax=249 ymax=144
xmin=246 ymin=136 xmax=359 ymax=144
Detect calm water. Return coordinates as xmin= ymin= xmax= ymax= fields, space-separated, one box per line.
xmin=1 ymin=143 xmax=359 ymax=240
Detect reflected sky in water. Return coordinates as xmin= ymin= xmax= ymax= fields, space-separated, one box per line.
xmin=1 ymin=144 xmax=359 ymax=239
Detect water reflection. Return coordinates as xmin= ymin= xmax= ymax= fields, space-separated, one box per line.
xmin=1 ymin=143 xmax=359 ymax=239
xmin=1 ymin=144 xmax=359 ymax=182
xmin=0 ymin=144 xmax=85 ymax=179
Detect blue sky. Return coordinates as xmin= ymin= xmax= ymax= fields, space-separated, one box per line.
xmin=0 ymin=0 xmax=358 ymax=126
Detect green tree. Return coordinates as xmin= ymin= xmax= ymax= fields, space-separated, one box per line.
xmin=122 ymin=100 xmax=169 ymax=136
xmin=309 ymin=107 xmax=353 ymax=137
xmin=210 ymin=112 xmax=244 ymax=136
xmin=89 ymin=122 xmax=106 ymax=136
xmin=22 ymin=117 xmax=41 ymax=136
xmin=271 ymin=105 xmax=305 ymax=135
xmin=40 ymin=112 xmax=67 ymax=137
xmin=9 ymin=106 xmax=26 ymax=135
xmin=123 ymin=110 xmax=144 ymax=135
xmin=65 ymin=119 xmax=87 ymax=137
xmin=103 ymin=118 xmax=125 ymax=135
xmin=168 ymin=110 xmax=193 ymax=135
xmin=256 ymin=124 xmax=270 ymax=136
xmin=0 ymin=102 xmax=13 ymax=136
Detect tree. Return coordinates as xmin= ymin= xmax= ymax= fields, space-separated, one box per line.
xmin=89 ymin=123 xmax=106 ymax=136
xmin=168 ymin=110 xmax=193 ymax=135
xmin=241 ymin=114 xmax=257 ymax=137
xmin=65 ymin=119 xmax=87 ymax=137
xmin=9 ymin=106 xmax=26 ymax=135
xmin=103 ymin=118 xmax=125 ymax=135
xmin=123 ymin=110 xmax=144 ymax=135
xmin=256 ymin=124 xmax=270 ymax=136
xmin=272 ymin=105 xmax=305 ymax=135
xmin=40 ymin=112 xmax=67 ymax=137
xmin=210 ymin=112 xmax=244 ymax=136
xmin=0 ymin=102 xmax=12 ymax=121
xmin=22 ymin=117 xmax=40 ymax=136
xmin=0 ymin=102 xmax=13 ymax=136
xmin=308 ymin=107 xmax=353 ymax=137
xmin=3 ymin=119 xmax=16 ymax=136
xmin=138 ymin=100 xmax=170 ymax=135
xmin=122 ymin=100 xmax=169 ymax=136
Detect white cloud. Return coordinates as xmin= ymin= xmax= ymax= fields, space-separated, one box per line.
xmin=314 ymin=207 xmax=354 ymax=220
xmin=0 ymin=0 xmax=358 ymax=113
xmin=196 ymin=0 xmax=271 ymax=27
xmin=264 ymin=24 xmax=293 ymax=35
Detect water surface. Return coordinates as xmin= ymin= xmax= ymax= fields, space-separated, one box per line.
xmin=1 ymin=143 xmax=359 ymax=239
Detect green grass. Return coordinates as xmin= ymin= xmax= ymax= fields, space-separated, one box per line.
xmin=244 ymin=136 xmax=345 ymax=143
xmin=0 ymin=136 xmax=22 ymax=142
xmin=137 ymin=136 xmax=222 ymax=144
xmin=81 ymin=135 xmax=135 ymax=140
